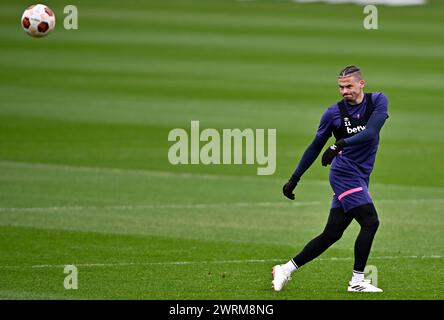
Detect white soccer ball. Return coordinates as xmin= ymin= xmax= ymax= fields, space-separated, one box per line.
xmin=21 ymin=4 xmax=56 ymax=38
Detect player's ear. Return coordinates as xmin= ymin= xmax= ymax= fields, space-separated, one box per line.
xmin=359 ymin=79 xmax=365 ymax=88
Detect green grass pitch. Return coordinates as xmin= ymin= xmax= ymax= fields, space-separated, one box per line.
xmin=0 ymin=0 xmax=443 ymax=299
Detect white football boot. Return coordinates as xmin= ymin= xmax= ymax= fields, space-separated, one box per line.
xmin=272 ymin=265 xmax=291 ymax=292
xmin=348 ymin=279 xmax=383 ymax=292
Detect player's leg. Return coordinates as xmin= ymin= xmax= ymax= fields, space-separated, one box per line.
xmin=339 ymin=197 xmax=382 ymax=292
xmin=272 ymin=206 xmax=353 ymax=291
xmin=346 ymin=203 xmax=382 ymax=292
xmin=291 ymin=206 xmax=353 ymax=268
xmin=329 ymin=174 xmax=382 ymax=292
xmin=350 ymin=203 xmax=379 ymax=273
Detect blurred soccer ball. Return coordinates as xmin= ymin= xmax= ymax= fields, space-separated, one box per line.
xmin=21 ymin=4 xmax=56 ymax=38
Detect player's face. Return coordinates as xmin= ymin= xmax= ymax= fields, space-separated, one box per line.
xmin=338 ymin=76 xmax=365 ymax=103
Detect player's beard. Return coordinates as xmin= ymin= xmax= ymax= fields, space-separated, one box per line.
xmin=343 ymin=94 xmax=354 ymax=102
xmin=343 ymin=92 xmax=361 ymax=104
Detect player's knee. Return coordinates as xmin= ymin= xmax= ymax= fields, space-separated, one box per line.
xmin=351 ymin=204 xmax=379 ymax=229
xmin=360 ymin=213 xmax=379 ymax=235
xmin=321 ymin=226 xmax=344 ymax=243
xmin=368 ymin=217 xmax=379 ymax=233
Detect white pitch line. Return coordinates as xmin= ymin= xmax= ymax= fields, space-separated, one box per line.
xmin=1 ymin=198 xmax=443 ymax=213
xmin=0 ymin=201 xmax=323 ymax=213
xmin=0 ymin=160 xmax=286 ymax=183
xmin=2 ymin=159 xmax=444 ymax=192
xmin=0 ymin=255 xmax=441 ymax=270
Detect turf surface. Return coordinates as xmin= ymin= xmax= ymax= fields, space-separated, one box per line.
xmin=0 ymin=0 xmax=443 ymax=299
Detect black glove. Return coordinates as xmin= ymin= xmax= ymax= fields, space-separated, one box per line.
xmin=283 ymin=176 xmax=300 ymax=200
xmin=321 ymin=139 xmax=346 ymax=167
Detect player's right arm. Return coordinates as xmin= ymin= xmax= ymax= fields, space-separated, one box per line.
xmin=283 ymin=109 xmax=333 ymax=200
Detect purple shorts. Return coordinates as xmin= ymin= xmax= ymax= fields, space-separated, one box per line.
xmin=329 ymin=170 xmax=373 ymax=213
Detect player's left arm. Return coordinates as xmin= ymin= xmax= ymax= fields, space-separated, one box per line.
xmin=336 ymin=113 xmax=386 ymax=149
xmin=344 ymin=92 xmax=389 ymax=146
xmin=321 ymin=93 xmax=389 ymax=166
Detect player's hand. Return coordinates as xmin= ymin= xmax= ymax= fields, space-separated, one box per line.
xmin=321 ymin=139 xmax=346 ymax=166
xmin=282 ymin=176 xmax=300 ymax=200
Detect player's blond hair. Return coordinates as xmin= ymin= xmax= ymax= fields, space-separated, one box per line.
xmin=338 ymin=65 xmax=362 ymax=80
